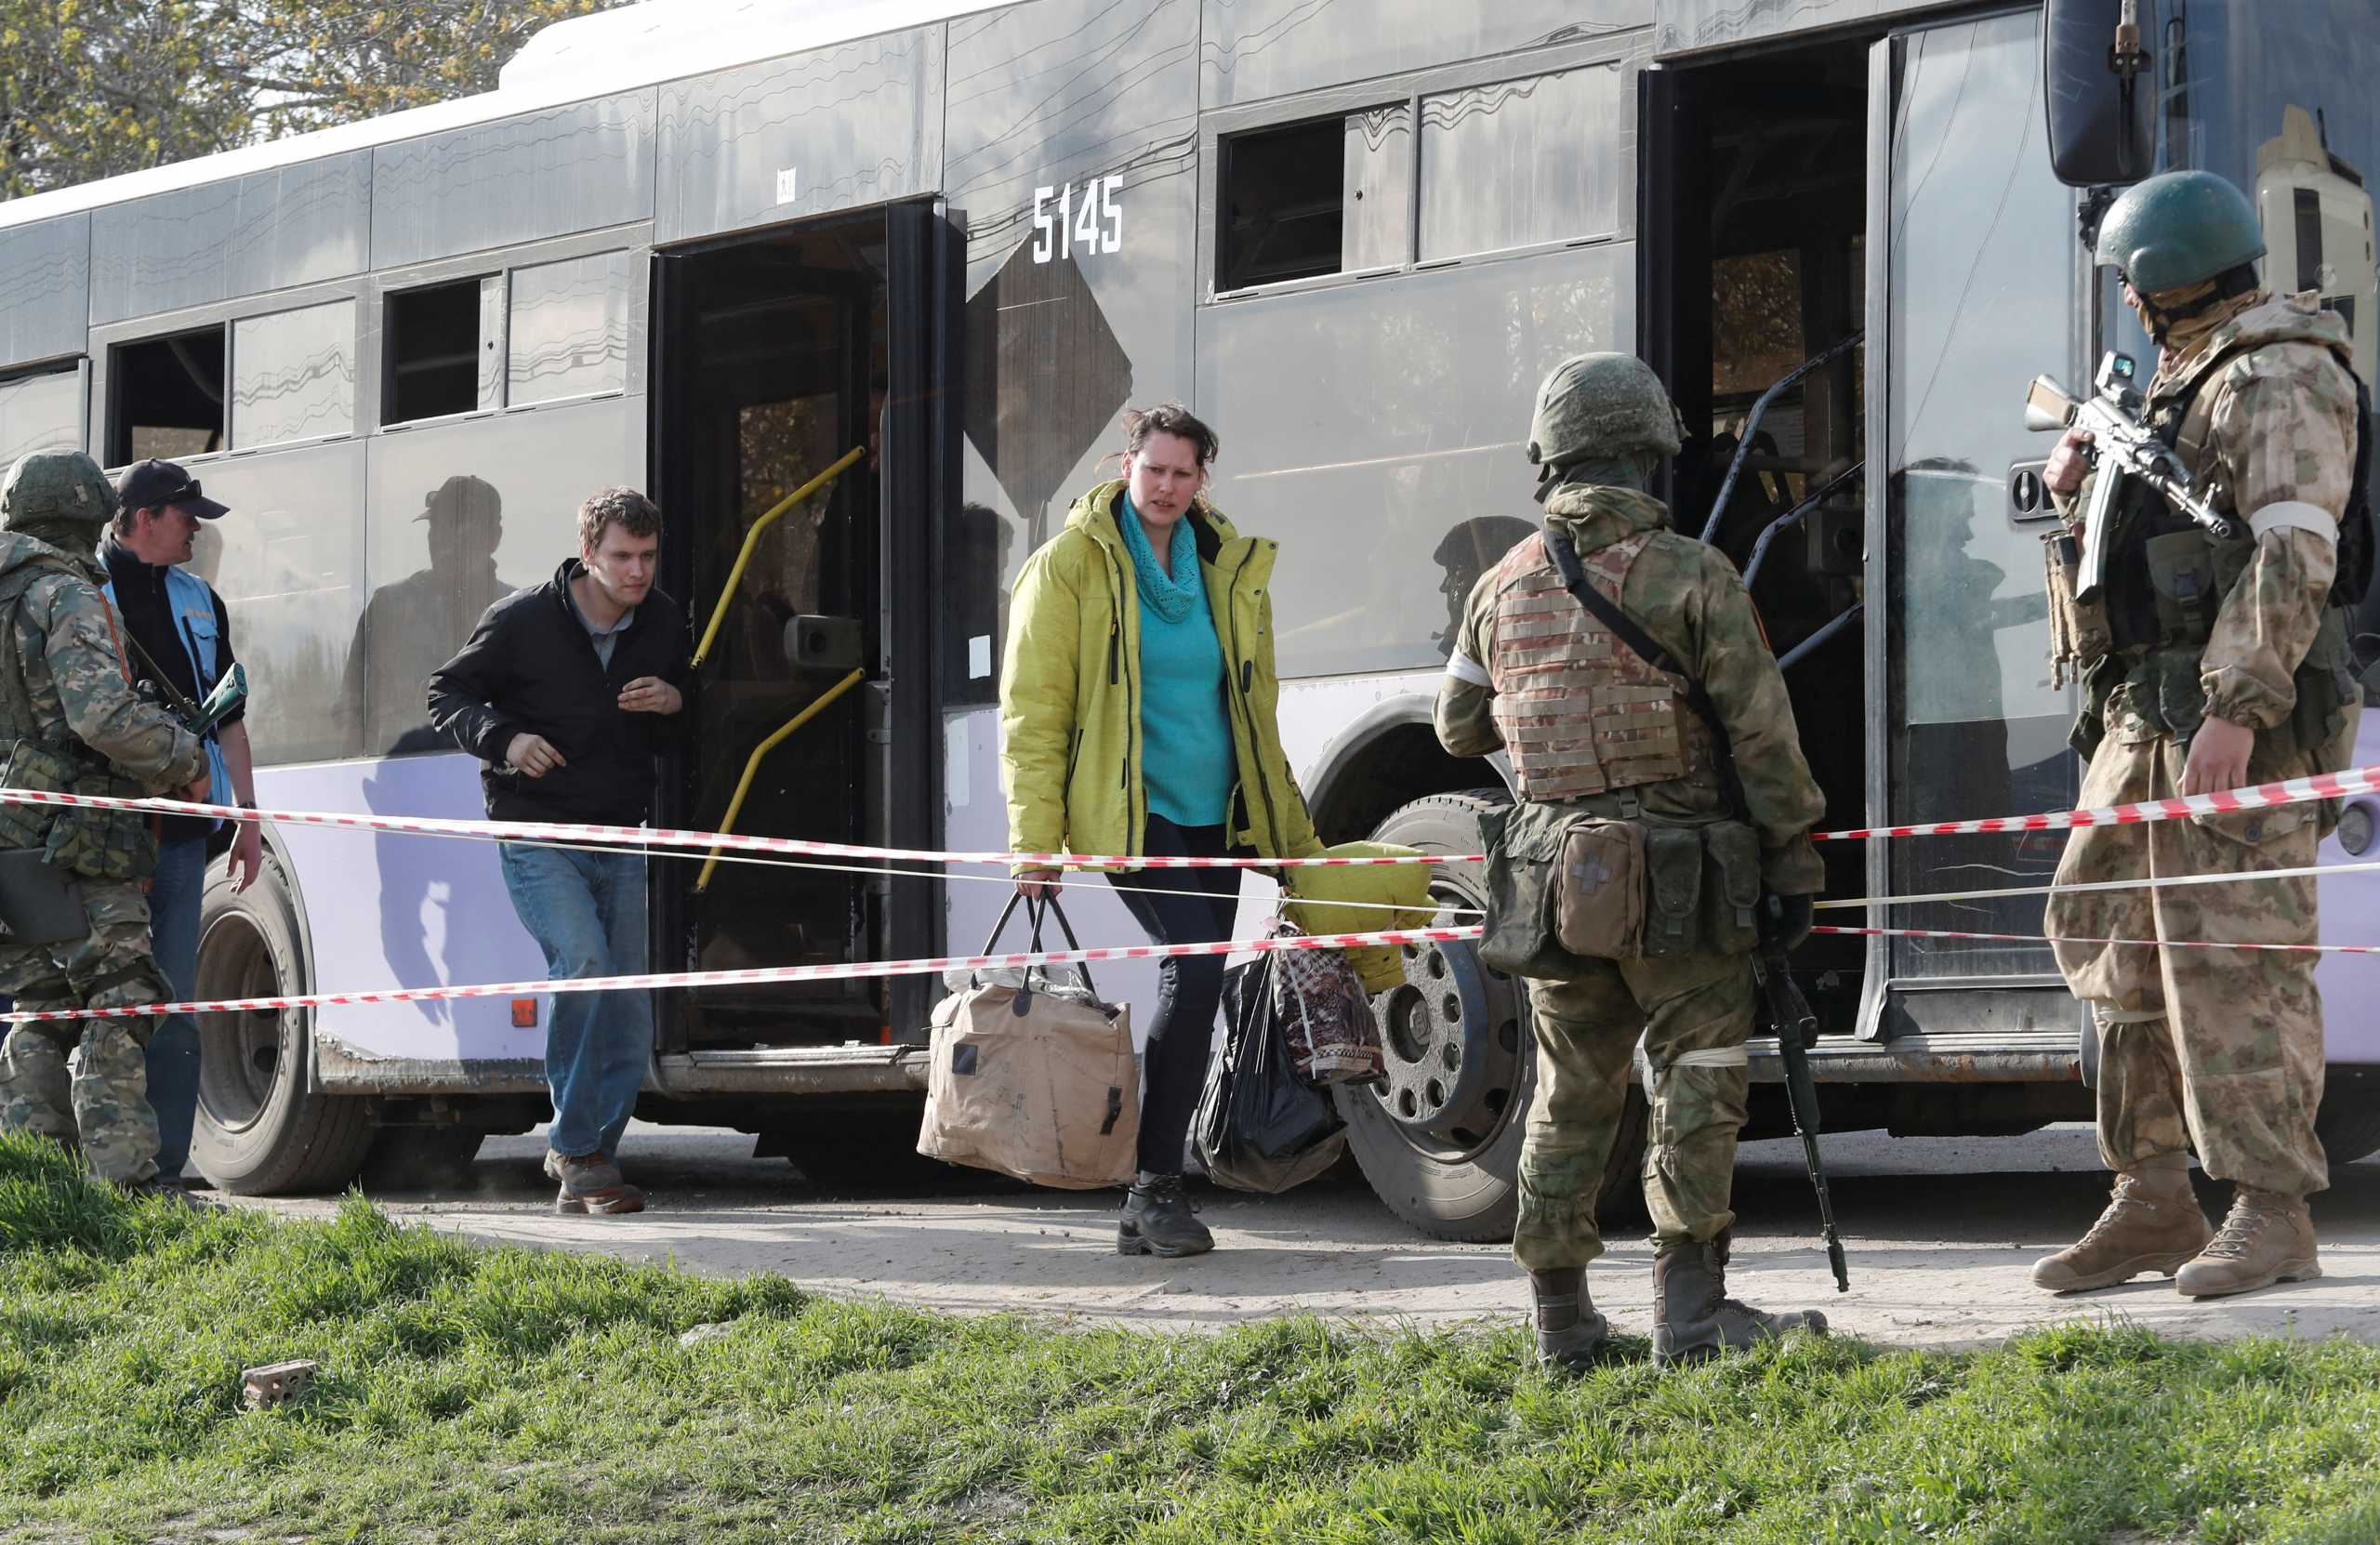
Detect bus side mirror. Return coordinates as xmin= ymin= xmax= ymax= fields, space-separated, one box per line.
xmin=2043 ymin=0 xmax=2156 ymax=188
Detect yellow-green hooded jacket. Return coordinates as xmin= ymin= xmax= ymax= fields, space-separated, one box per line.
xmin=1000 ymin=481 xmax=1323 ymax=869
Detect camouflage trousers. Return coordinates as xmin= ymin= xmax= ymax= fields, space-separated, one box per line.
xmin=1514 ymin=948 xmax=1754 ymax=1270
xmin=0 ymin=875 xmax=168 ymax=1185
xmin=2049 ymin=734 xmax=2328 ymax=1199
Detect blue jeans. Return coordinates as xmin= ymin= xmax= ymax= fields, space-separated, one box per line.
xmin=497 ymin=843 xmax=652 ymax=1160
xmin=146 ymin=834 xmax=209 ymax=1182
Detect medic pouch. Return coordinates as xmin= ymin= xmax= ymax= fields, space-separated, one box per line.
xmin=1552 ymin=819 xmax=1644 ymax=958
xmin=2041 ymin=531 xmax=2109 ymax=687
xmin=1484 ymin=805 xmax=1768 ymax=971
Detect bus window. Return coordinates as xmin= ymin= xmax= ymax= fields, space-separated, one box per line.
xmin=1416 ymin=65 xmax=1620 ymax=262
xmin=231 ymin=299 xmax=357 ymax=450
xmin=1218 ymin=109 xmax=1409 ymax=292
xmin=384 ymin=277 xmax=502 ymax=426
xmin=508 ymin=250 xmax=630 ymax=407
xmin=0 ymin=367 xmax=83 ymax=468
xmin=108 ymin=325 xmax=225 ymax=467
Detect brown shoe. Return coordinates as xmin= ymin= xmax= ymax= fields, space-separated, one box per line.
xmin=2031 ymin=1155 xmax=2212 ymax=1293
xmin=543 ymin=1149 xmax=646 ymax=1216
xmin=2175 ymin=1188 xmax=2320 ymax=1299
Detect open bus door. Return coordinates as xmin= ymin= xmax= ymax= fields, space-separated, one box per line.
xmin=1862 ymin=11 xmax=2090 ymax=1050
xmin=648 ymin=199 xmax=958 ymax=1068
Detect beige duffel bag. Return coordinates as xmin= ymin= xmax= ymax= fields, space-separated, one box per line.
xmin=918 ymin=895 xmax=1139 ymax=1189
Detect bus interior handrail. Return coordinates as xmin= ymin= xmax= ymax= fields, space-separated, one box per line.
xmin=1738 ymin=461 xmax=1865 ymax=590
xmin=1700 ymin=331 xmax=1865 ymax=545
xmin=694 ymin=667 xmax=868 ymax=893
xmin=692 ymin=444 xmax=869 ymax=669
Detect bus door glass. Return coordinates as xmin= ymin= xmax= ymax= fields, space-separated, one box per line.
xmin=1877 ymin=8 xmax=2079 ymax=988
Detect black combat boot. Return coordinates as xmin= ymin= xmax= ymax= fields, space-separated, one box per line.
xmin=1527 ymin=1267 xmax=1610 ymax=1376
xmin=1652 ymin=1230 xmax=1828 ymax=1367
xmin=1117 ymin=1172 xmax=1214 ymax=1258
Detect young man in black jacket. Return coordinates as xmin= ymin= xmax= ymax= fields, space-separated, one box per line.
xmin=428 ymin=488 xmax=688 ymax=1215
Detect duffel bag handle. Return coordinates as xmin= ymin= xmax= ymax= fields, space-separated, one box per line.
xmin=973 ymin=889 xmax=1100 ymax=1000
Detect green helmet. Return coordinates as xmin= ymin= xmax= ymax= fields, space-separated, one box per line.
xmin=1526 ymin=352 xmax=1684 ymax=468
xmin=1 ymin=450 xmax=116 ymax=533
xmin=2096 ymin=170 xmax=2266 ymax=296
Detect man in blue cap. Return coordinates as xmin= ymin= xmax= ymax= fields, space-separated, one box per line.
xmin=103 ymin=457 xmax=266 ymax=1195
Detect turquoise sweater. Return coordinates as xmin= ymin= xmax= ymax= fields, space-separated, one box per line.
xmin=1119 ymin=496 xmax=1234 ymax=829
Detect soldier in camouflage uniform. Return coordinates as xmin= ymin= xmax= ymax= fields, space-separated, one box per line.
xmin=0 ymin=450 xmax=209 ymax=1192
xmin=1435 ymin=353 xmax=1831 ymax=1369
xmin=2035 ymin=171 xmax=2360 ymax=1300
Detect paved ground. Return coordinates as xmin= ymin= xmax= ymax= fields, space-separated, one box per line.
xmin=238 ymin=1124 xmax=2380 ymax=1350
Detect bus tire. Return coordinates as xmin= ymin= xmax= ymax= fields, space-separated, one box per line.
xmin=190 ymin=854 xmax=376 ymax=1195
xmin=2315 ymin=1076 xmax=2380 ymax=1168
xmin=1338 ymin=790 xmax=1648 ymax=1243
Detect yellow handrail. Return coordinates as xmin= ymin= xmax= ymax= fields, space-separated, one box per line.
xmin=691 ymin=444 xmax=869 ymax=669
xmin=694 ymin=667 xmax=867 ymax=893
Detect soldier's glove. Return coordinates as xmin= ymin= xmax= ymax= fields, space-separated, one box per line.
xmin=1765 ymin=893 xmax=1815 ymax=954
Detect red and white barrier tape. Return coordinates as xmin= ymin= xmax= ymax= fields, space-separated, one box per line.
xmin=5 ymin=759 xmax=2378 ymax=877
xmin=0 ymin=924 xmax=1481 ymax=1025
xmin=0 ymin=787 xmax=1451 ymax=870
xmin=1814 ymin=855 xmax=2380 ymax=911
xmin=1808 ymin=763 xmax=2380 ymax=842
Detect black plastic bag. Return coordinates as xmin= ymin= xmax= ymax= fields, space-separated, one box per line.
xmin=1193 ymin=955 xmax=1346 ymax=1194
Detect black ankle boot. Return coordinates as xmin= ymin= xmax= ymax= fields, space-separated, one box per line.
xmin=1527 ymin=1267 xmax=1610 ymax=1376
xmin=1118 ymin=1172 xmax=1214 ymax=1258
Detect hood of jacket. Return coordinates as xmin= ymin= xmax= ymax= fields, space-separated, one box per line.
xmin=1540 ymin=482 xmax=1673 ymax=556
xmin=0 ymin=528 xmax=99 ymax=589
xmin=2156 ymin=289 xmax=2355 ymax=402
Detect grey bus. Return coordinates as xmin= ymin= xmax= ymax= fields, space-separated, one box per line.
xmin=0 ymin=0 xmax=2371 ymax=1233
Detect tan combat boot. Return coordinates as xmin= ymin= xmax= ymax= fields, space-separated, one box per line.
xmin=2030 ymin=1154 xmax=2212 ymax=1293
xmin=2175 ymin=1188 xmax=2320 ymax=1299
xmin=1651 ymin=1231 xmax=1828 ymax=1367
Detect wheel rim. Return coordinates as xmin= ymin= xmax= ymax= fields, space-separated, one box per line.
xmin=1362 ymin=875 xmax=1527 ymax=1164
xmin=193 ymin=910 xmax=287 ymax=1133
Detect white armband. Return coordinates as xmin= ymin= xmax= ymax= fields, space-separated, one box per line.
xmin=1445 ymin=650 xmax=1490 ymax=688
xmin=2247 ymin=500 xmax=2338 ymax=547
xmin=1665 ymin=1046 xmax=1750 ymax=1070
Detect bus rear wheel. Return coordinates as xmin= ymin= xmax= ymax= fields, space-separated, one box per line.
xmin=190 ymin=857 xmax=376 ymax=1195
xmin=1338 ymin=790 xmax=1648 ymax=1242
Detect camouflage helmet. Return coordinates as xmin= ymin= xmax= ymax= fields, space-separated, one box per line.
xmin=1 ymin=450 xmax=117 ymax=532
xmin=1527 ymin=352 xmax=1685 ymax=467
xmin=2096 ymin=170 xmax=2266 ymax=296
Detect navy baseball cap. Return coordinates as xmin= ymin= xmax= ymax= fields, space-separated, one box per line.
xmin=116 ymin=458 xmax=229 ymax=521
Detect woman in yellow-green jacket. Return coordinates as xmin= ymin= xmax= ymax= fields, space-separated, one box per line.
xmin=1001 ymin=403 xmax=1323 ymax=1259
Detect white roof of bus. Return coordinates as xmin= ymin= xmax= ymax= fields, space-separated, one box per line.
xmin=0 ymin=0 xmax=1003 ymax=233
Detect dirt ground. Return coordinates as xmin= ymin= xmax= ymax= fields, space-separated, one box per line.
xmin=234 ymin=1123 xmax=2380 ymax=1351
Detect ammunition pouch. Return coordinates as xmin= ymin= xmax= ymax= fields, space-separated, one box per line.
xmin=3 ymin=739 xmax=154 ymax=883
xmin=0 ymin=738 xmax=74 ymax=851
xmin=2042 ymin=532 xmax=2110 ymax=688
xmin=1480 ymin=801 xmax=1765 ymax=973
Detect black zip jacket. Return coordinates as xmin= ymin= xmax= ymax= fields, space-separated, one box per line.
xmin=427 ymin=558 xmax=690 ymax=825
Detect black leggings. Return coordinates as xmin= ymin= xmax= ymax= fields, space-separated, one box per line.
xmin=1107 ymin=813 xmax=1241 ymax=1174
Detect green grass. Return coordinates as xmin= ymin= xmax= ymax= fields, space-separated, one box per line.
xmin=1 ymin=1133 xmax=2376 ymax=1545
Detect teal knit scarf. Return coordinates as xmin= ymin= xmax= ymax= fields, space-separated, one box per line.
xmin=1118 ymin=493 xmax=1201 ymax=624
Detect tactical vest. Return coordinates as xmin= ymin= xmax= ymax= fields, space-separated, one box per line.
xmin=1487 ymin=530 xmax=1712 ymax=802
xmin=2079 ymin=295 xmax=2368 ymax=762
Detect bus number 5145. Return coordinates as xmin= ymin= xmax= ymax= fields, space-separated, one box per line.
xmin=1032 ymin=176 xmax=1122 ymax=264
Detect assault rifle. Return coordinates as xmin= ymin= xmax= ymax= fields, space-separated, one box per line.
xmin=2024 ymin=350 xmax=2238 ymax=602
xmin=1543 ymin=533 xmax=1849 ymax=1292
xmin=119 ymin=622 xmax=248 ymax=742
